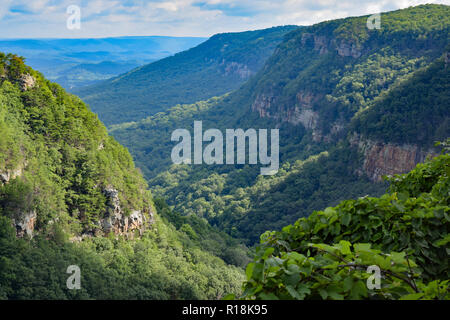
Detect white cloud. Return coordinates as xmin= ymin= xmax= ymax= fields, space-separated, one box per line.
xmin=155 ymin=2 xmax=179 ymax=12
xmin=0 ymin=0 xmax=13 ymax=19
xmin=0 ymin=0 xmax=448 ymax=38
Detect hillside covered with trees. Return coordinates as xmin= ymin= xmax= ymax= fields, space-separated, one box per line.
xmin=0 ymin=53 xmax=245 ymax=299
xmin=75 ymin=26 xmax=298 ymax=125
xmin=109 ymin=5 xmax=450 ymax=244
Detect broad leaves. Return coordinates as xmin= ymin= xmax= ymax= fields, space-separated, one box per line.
xmin=234 ymin=151 xmax=449 ymax=300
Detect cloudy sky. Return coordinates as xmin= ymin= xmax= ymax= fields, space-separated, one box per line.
xmin=0 ymin=0 xmax=449 ymax=38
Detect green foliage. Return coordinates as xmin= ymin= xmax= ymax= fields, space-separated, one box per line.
xmin=244 ymin=4 xmax=449 ymax=134
xmin=154 ymin=198 xmax=251 ymax=267
xmin=0 ymin=215 xmax=244 ymax=300
xmin=234 ymin=153 xmax=449 ymax=300
xmin=0 ymin=53 xmax=152 ymax=232
xmin=352 ymin=54 xmax=450 ymax=146
xmin=0 ymin=178 xmax=34 ymax=218
xmin=150 ymin=145 xmax=385 ymax=244
xmin=1 ymin=4 xmax=448 ymax=300
xmin=0 ymin=54 xmax=245 ymax=299
xmin=237 ymin=241 xmax=448 ymax=300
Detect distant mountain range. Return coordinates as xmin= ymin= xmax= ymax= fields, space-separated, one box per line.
xmin=0 ymin=36 xmax=206 ymax=89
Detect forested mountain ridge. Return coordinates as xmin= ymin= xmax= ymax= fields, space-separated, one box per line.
xmin=246 ymin=4 xmax=449 ymax=141
xmin=75 ymin=26 xmax=298 ymax=125
xmin=0 ymin=53 xmax=245 ymax=299
xmin=109 ymin=4 xmax=449 ymax=243
xmin=349 ymin=53 xmax=449 ymax=181
xmin=0 ymin=52 xmax=153 ymax=238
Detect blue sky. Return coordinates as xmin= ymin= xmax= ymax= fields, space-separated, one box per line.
xmin=0 ymin=0 xmax=449 ymax=38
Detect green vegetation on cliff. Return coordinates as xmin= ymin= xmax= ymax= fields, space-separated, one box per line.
xmin=0 ymin=52 xmax=151 ymax=232
xmin=0 ymin=4 xmax=448 ymax=301
xmin=352 ymin=53 xmax=450 ymax=146
xmin=110 ymin=5 xmax=449 ymax=244
xmin=0 ymin=53 xmax=244 ymax=299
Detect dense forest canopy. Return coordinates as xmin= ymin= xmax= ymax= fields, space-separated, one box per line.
xmin=109 ymin=4 xmax=450 ymax=244
xmin=0 ymin=53 xmax=245 ymax=299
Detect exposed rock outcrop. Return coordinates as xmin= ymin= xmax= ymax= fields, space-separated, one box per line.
xmin=312 ymin=121 xmax=346 ymax=143
xmin=222 ymin=61 xmax=253 ymax=79
xmin=0 ymin=167 xmax=23 ymax=184
xmin=252 ymin=93 xmax=275 ymax=118
xmin=301 ymin=33 xmax=329 ymax=55
xmin=251 ymin=32 xmax=363 ymax=132
xmin=296 ymin=91 xmax=315 ymax=109
xmin=335 ymin=40 xmax=362 ymax=58
xmin=300 ymin=32 xmax=362 ymax=58
xmin=19 ymin=74 xmax=36 ymax=91
xmin=1 ymin=163 xmax=36 ymax=238
xmin=289 ymin=108 xmax=318 ymax=129
xmin=252 ymin=91 xmax=322 ymax=137
xmin=8 ymin=183 xmax=154 ymax=240
xmin=313 ymin=35 xmax=329 ymax=55
xmin=98 ymin=186 xmax=154 ymax=238
xmin=350 ymin=134 xmax=438 ymax=181
xmin=13 ymin=211 xmax=37 ymax=238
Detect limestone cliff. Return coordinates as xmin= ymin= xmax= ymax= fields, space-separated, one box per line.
xmin=1 ymin=166 xmax=153 ymax=238
xmin=250 ymin=32 xmax=363 ymax=136
xmin=97 ymin=186 xmax=154 ymax=238
xmin=252 ymin=90 xmax=319 ymax=127
xmin=350 ymin=134 xmax=438 ymax=181
xmin=221 ymin=60 xmax=253 ymax=79
xmin=0 ymin=164 xmax=25 ymax=184
xmin=0 ymin=55 xmax=157 ymax=242
xmin=13 ymin=211 xmax=37 ymax=238
xmin=19 ymin=74 xmax=36 ymax=91
xmin=0 ymin=163 xmax=37 ymax=238
xmin=301 ymin=32 xmax=362 ymax=58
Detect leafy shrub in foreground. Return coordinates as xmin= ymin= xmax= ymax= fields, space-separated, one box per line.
xmin=229 ymin=149 xmax=449 ymax=300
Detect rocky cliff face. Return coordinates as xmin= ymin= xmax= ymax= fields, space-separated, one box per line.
xmin=97 ymin=186 xmax=154 ymax=238
xmin=252 ymin=90 xmax=319 ymax=127
xmin=1 ymin=166 xmax=153 ymax=238
xmin=0 ymin=163 xmax=37 ymax=238
xmin=0 ymin=165 xmax=24 ymax=184
xmin=301 ymin=32 xmax=362 ymax=58
xmin=19 ymin=74 xmax=36 ymax=91
xmin=250 ymin=32 xmax=363 ymax=135
xmin=251 ymin=89 xmax=347 ymax=143
xmin=350 ymin=134 xmax=438 ymax=181
xmin=221 ymin=60 xmax=253 ymax=79
xmin=13 ymin=211 xmax=37 ymax=238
